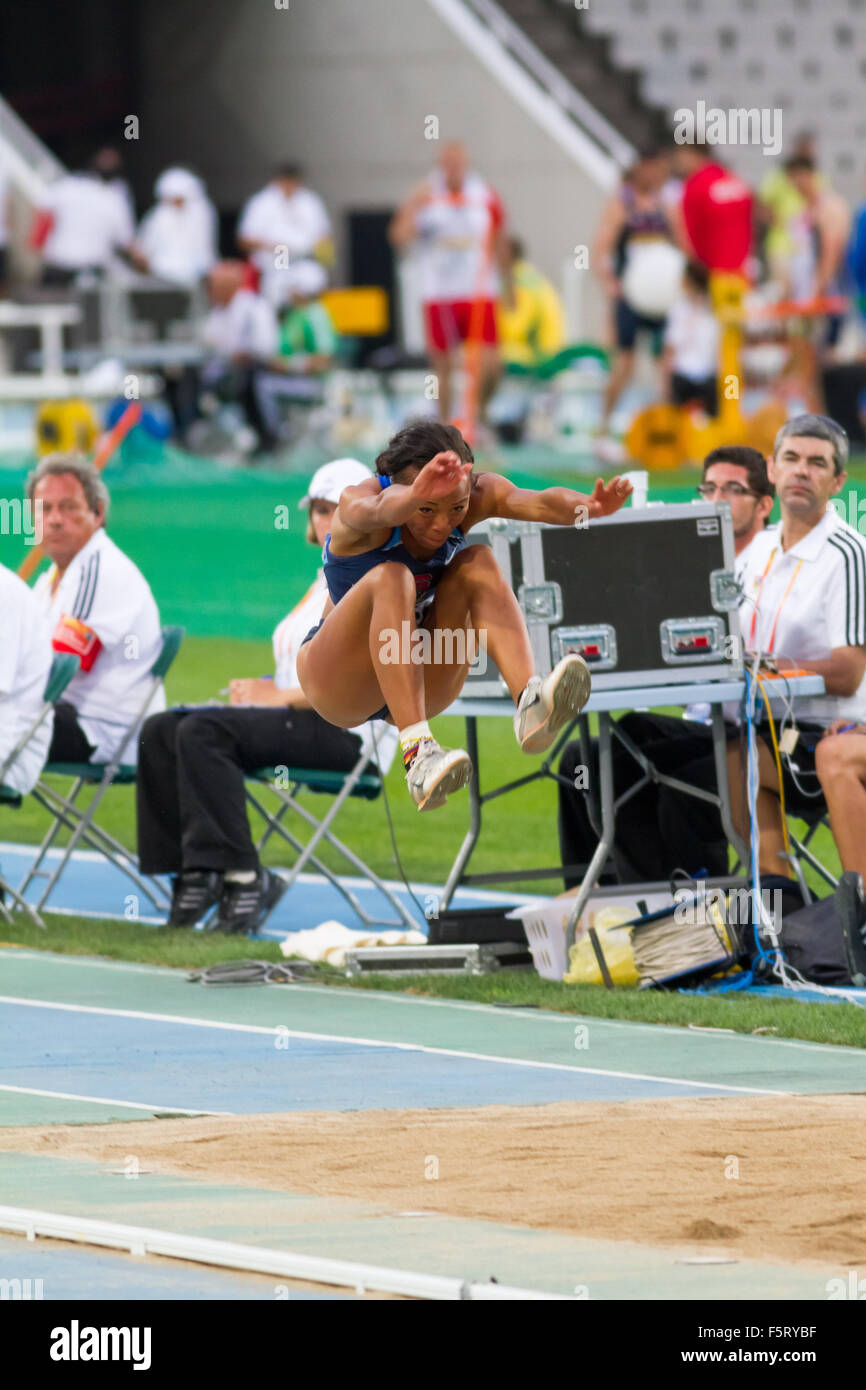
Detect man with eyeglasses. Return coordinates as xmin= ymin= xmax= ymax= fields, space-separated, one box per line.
xmin=726 ymin=415 xmax=866 ymax=912
xmin=696 ymin=446 xmax=775 ymax=560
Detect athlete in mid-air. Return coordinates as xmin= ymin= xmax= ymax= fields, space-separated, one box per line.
xmin=297 ymin=419 xmax=632 ymax=810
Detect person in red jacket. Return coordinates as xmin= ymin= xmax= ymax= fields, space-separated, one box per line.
xmin=672 ymin=144 xmax=754 ymax=274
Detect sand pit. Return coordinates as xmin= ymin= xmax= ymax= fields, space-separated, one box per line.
xmin=4 ymin=1092 xmax=864 ymax=1270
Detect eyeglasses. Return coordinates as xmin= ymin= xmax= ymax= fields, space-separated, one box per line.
xmin=696 ymin=483 xmax=758 ymax=499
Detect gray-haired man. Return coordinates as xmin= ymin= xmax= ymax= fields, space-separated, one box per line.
xmin=27 ymin=453 xmax=165 ymax=765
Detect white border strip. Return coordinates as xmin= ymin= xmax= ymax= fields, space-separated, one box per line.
xmin=0 ymin=996 xmax=791 ymax=1095
xmin=0 ymin=1206 xmax=573 ymax=1300
xmin=0 ymin=1084 xmax=229 ymax=1118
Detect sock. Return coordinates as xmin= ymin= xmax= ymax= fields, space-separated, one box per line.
xmin=224 ymin=869 xmax=257 ymax=884
xmin=400 ymin=720 xmax=433 ymax=771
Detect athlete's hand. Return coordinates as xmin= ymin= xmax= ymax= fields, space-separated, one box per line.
xmin=410 ymin=451 xmax=472 ymax=502
xmin=586 ymin=475 xmax=633 ymax=518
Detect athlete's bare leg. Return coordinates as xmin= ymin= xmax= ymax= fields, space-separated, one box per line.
xmin=419 ymin=543 xmax=533 ymax=714
xmin=297 ymin=562 xmax=425 ymax=729
xmin=429 ymin=349 xmax=454 ymax=422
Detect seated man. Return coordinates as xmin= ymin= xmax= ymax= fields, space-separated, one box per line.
xmin=727 ymin=414 xmax=866 ymax=880
xmin=558 ymin=446 xmax=774 ymax=884
xmin=166 ymin=260 xmax=279 ymax=452
xmin=28 ymin=454 xmax=165 ymax=767
xmin=0 ymin=562 xmax=53 ymax=793
xmin=251 ymin=259 xmax=338 ymax=441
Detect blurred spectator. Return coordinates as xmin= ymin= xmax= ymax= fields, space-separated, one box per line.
xmin=168 ymin=260 xmax=279 ymax=452
xmin=90 ymin=146 xmax=136 ymax=226
xmin=31 ymin=155 xmax=134 ymax=287
xmin=497 ymin=236 xmax=565 ymax=369
xmin=252 ymin=259 xmax=338 ymax=440
xmin=237 ymin=162 xmax=333 ymax=305
xmin=663 ymin=260 xmax=720 ymax=417
xmin=27 ymin=454 xmax=165 ymax=766
xmin=673 ymin=143 xmax=753 ymax=274
xmin=759 ymin=131 xmax=820 ymax=284
xmin=592 ymin=149 xmax=673 ymax=456
xmin=784 ymin=157 xmax=851 ymax=305
xmin=0 ymin=562 xmax=53 ymax=795
xmin=848 ymin=172 xmax=866 ymax=326
xmin=389 ymin=140 xmax=506 ymax=423
xmin=132 ymin=167 xmax=217 ymax=286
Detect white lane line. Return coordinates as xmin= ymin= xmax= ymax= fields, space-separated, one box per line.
xmin=0 ymin=1083 xmax=230 ymax=1117
xmin=0 ymin=996 xmax=790 ymax=1096
xmin=2 ymin=954 xmax=863 ymax=1057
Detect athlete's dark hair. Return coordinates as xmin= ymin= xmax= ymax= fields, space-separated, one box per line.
xmin=703 ymin=445 xmax=775 ymax=501
xmin=684 ymin=259 xmax=711 ymax=294
xmin=375 ymin=419 xmax=474 ymax=478
xmin=785 ymin=155 xmax=815 ymax=175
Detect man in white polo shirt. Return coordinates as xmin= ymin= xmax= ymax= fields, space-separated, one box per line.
xmin=32 ymin=158 xmax=134 ymax=288
xmin=0 ymin=563 xmax=53 ymax=794
xmin=28 ymin=454 xmax=165 ymax=766
xmin=237 ymin=162 xmax=332 ymax=306
xmin=727 ymin=414 xmax=866 ymax=879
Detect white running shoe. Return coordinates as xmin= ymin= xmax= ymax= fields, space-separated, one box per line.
xmin=406 ymin=738 xmax=472 ymax=811
xmin=514 ymin=654 xmax=592 ymax=754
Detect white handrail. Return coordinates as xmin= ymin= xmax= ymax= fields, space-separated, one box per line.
xmin=425 ymin=0 xmax=634 ymax=189
xmin=0 ymin=92 xmax=64 ymax=202
xmin=466 ymin=0 xmax=636 ymax=165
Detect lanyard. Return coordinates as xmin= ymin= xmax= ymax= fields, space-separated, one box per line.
xmin=748 ymin=548 xmax=803 ymax=652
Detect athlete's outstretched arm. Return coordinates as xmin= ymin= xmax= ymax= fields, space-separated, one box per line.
xmin=336 ymin=452 xmax=472 ymax=537
xmin=468 ymin=472 xmax=632 ymax=528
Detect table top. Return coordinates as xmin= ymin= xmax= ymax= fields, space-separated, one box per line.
xmin=447 ymin=673 xmax=825 ymax=719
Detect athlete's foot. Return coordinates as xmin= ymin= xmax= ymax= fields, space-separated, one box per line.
xmin=514 ymin=654 xmax=592 ymax=754
xmin=406 ymin=738 xmax=472 ymax=811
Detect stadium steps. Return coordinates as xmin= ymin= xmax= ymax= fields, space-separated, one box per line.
xmin=495 ymin=0 xmax=669 ymax=149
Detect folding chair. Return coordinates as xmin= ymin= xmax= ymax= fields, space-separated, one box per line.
xmin=17 ymin=626 xmax=185 ymax=916
xmin=0 ymin=652 xmax=80 ymax=929
xmin=785 ymin=810 xmax=840 ymax=902
xmin=245 ymin=745 xmax=417 ymax=931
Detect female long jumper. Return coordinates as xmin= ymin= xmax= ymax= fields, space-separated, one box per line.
xmin=298 ymin=420 xmax=632 ymax=810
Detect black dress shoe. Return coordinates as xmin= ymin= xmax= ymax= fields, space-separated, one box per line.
xmin=167 ymin=871 xmax=223 ymax=927
xmin=208 ymin=868 xmax=288 ymax=935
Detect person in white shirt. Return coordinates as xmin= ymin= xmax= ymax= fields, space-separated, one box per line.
xmin=33 ymin=156 xmax=134 ymax=287
xmin=132 ymin=167 xmax=217 ymax=287
xmin=27 ymin=454 xmax=165 ymax=767
xmin=237 ymin=162 xmax=333 ymax=306
xmin=663 ymin=260 xmax=720 ymax=418
xmin=726 ymin=414 xmax=866 ymax=880
xmin=0 ymin=564 xmax=53 ymax=794
xmin=167 ymin=260 xmax=279 ymax=451
xmin=389 ymin=141 xmax=506 ymax=424
xmin=135 ymin=458 xmax=398 ymax=935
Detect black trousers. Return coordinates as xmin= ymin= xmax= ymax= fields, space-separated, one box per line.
xmin=49 ymin=701 xmax=96 ymax=762
xmin=557 ymin=711 xmax=729 ymax=887
xmin=136 ymin=706 xmax=363 ymax=876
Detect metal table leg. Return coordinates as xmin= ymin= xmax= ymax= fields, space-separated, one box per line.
xmin=711 ymin=706 xmax=748 ymax=866
xmin=565 ymin=712 xmax=616 ymax=951
xmin=440 ymin=716 xmax=481 ymax=911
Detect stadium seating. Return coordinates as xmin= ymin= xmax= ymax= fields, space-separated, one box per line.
xmin=557 ymin=0 xmax=866 ymax=198
xmin=245 ymin=750 xmax=417 ymax=931
xmin=17 ymin=627 xmax=185 ymax=917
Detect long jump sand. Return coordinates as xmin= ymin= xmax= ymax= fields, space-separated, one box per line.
xmin=3 ymin=1093 xmax=863 ymax=1269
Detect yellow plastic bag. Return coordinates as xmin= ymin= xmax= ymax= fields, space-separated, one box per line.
xmin=563 ymin=906 xmax=639 ymax=987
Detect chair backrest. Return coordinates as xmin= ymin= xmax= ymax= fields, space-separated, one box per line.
xmin=43 ymin=652 xmax=80 ymax=705
xmin=151 ymin=625 xmax=185 ymax=680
